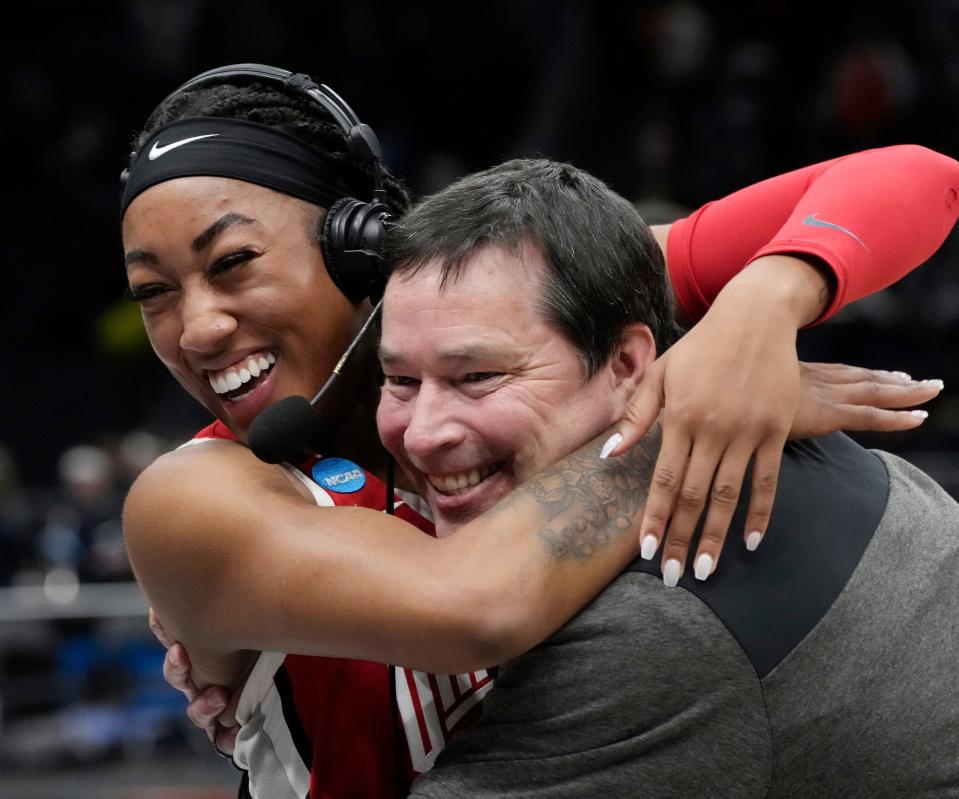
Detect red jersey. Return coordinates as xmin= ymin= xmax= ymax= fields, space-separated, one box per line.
xmin=187 ymin=421 xmax=494 ymax=799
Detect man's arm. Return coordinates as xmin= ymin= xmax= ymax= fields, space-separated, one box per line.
xmin=124 ymin=426 xmax=660 ymax=683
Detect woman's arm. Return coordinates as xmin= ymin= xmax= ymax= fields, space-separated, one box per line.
xmin=663 ymin=144 xmax=959 ymax=326
xmin=123 ymin=425 xmax=658 ymax=683
xmin=614 ymin=145 xmax=959 ymax=583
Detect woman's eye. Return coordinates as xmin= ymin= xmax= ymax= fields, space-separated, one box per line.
xmin=210 ymin=249 xmax=258 ymax=276
xmin=125 ymin=283 xmax=171 ymax=303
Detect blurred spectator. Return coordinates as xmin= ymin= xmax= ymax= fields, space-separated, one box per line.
xmin=37 ymin=444 xmax=128 ymax=584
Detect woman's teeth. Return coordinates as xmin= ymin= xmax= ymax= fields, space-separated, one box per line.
xmin=428 ymin=464 xmax=499 ymax=495
xmin=209 ymin=352 xmax=276 ymax=395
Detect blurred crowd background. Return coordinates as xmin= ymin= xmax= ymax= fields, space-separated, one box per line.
xmin=2 ymin=1 xmax=959 ymax=795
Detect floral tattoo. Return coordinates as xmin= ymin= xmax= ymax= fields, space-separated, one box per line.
xmin=518 ymin=425 xmax=662 ymax=558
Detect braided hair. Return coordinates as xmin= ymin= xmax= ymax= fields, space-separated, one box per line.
xmin=134 ymin=80 xmax=410 ymax=237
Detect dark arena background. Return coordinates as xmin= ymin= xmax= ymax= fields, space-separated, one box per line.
xmin=1 ymin=2 xmax=958 ymax=796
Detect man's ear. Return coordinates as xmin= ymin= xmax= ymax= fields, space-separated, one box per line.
xmin=607 ymin=323 xmax=657 ymax=399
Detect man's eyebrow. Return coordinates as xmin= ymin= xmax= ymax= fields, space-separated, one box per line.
xmin=192 ymin=212 xmax=256 ymax=252
xmin=124 ymin=249 xmax=158 ymax=267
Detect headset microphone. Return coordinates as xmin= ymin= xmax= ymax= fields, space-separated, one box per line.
xmin=248 ymin=299 xmax=383 ymax=464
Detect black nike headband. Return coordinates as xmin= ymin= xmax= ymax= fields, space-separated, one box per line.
xmin=120 ymin=117 xmax=354 ymax=219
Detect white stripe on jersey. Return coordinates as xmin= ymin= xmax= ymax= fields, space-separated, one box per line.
xmin=234 ymin=652 xmax=310 ymax=799
xmin=395 ymin=666 xmax=495 ymax=772
xmin=444 ymin=671 xmax=493 ymax=731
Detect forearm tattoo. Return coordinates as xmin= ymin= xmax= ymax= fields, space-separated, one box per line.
xmin=520 ymin=425 xmax=662 ymax=559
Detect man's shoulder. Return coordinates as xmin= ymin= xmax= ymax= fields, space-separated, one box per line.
xmin=623 ymin=433 xmax=889 ymax=678
xmin=417 ymin=574 xmax=771 ymax=798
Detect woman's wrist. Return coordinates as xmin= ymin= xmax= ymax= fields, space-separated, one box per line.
xmin=717 ymin=254 xmax=834 ymax=328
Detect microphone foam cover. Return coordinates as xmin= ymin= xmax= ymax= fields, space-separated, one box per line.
xmin=248 ymin=395 xmax=320 ymax=464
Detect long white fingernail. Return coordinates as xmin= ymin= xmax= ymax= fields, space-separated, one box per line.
xmin=641 ymin=534 xmax=659 ymax=560
xmin=693 ymin=553 xmax=713 ymax=581
xmin=599 ymin=433 xmax=622 ymax=460
xmin=745 ymin=531 xmax=763 ymax=551
xmin=922 ymin=379 xmax=944 ymax=390
xmin=663 ymin=558 xmax=681 ymax=588
xmin=911 ymin=410 xmax=929 ymax=419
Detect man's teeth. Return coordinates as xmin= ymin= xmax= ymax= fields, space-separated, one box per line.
xmin=429 ymin=465 xmax=498 ymax=495
xmin=209 ymin=352 xmax=276 ymax=395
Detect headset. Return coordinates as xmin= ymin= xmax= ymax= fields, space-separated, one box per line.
xmin=120 ymin=63 xmax=394 ymax=304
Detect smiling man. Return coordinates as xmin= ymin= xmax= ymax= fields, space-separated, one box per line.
xmin=378 ymin=239 xmax=663 ymax=538
xmin=378 ymin=159 xmax=959 ymax=797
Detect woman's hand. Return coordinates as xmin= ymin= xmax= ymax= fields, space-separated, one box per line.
xmin=791 ymin=362 xmax=941 ymax=439
xmin=150 ymin=608 xmax=239 ymax=758
xmin=605 ymin=255 xmax=941 ymax=586
xmin=609 ymin=294 xmax=801 ymax=586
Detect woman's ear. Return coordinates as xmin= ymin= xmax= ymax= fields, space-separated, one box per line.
xmin=607 ymin=323 xmax=657 ymax=400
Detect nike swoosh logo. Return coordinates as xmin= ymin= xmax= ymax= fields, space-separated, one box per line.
xmin=802 ymin=214 xmax=869 ymax=251
xmin=148 ymin=133 xmax=220 ymax=160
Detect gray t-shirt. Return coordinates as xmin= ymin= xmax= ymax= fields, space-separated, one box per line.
xmin=410 ymin=436 xmax=959 ymax=797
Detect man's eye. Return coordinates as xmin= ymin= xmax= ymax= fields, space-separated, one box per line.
xmin=463 ymin=372 xmax=500 ymax=383
xmin=385 ymin=375 xmax=419 ymax=387
xmin=125 ymin=283 xmax=171 ymax=303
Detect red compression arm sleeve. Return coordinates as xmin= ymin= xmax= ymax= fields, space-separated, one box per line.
xmin=667 ymin=145 xmax=959 ymax=325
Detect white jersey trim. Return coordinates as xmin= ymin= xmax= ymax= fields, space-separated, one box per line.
xmin=281 ymin=461 xmax=335 ymax=506
xmin=177 ymin=437 xmax=336 ymax=507
xmin=235 ymin=651 xmax=286 ymax=726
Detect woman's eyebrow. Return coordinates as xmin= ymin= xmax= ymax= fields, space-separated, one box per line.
xmin=192 ymin=212 xmax=256 ymax=252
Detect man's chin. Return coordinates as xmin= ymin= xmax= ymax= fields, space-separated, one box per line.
xmin=424 ymin=470 xmax=515 ymax=538
xmin=432 ymin=503 xmax=491 ymax=538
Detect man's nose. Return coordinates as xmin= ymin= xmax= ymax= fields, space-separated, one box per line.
xmin=178 ymin=290 xmax=238 ymax=353
xmin=403 ymin=382 xmax=467 ymax=460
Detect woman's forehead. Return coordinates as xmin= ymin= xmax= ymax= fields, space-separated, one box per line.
xmin=123 ymin=177 xmax=311 ymax=241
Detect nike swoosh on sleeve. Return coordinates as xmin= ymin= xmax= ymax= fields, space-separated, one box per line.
xmin=802 ymin=214 xmax=869 ymax=251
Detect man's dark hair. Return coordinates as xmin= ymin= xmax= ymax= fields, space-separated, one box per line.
xmin=385 ymin=158 xmax=678 ymax=376
xmin=134 ymin=80 xmax=411 ymax=234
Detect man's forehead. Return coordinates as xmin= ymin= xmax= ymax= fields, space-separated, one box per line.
xmin=379 ymin=340 xmax=513 ymax=367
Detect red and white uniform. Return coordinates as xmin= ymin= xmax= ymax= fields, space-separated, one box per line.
xmin=183 ymin=421 xmax=495 ymax=799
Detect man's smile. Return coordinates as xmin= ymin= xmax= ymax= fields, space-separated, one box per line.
xmin=426 ymin=463 xmax=503 ymax=495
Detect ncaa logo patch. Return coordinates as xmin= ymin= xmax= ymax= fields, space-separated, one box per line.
xmin=312 ymin=458 xmax=366 ymax=493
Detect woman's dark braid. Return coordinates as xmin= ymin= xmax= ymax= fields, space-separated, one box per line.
xmin=135 ymin=82 xmax=410 ymax=213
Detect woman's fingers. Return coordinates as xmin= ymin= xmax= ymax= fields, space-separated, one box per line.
xmin=162 ymin=643 xmax=199 ymax=702
xmin=792 ymin=365 xmax=943 ymax=439
xmin=820 ymin=378 xmax=943 ymax=409
xmin=656 ymin=438 xmax=727 ymax=585
xmin=739 ymin=440 xmax=785 ymax=552
xmin=637 ymin=423 xmax=692 ymax=566
xmin=685 ymin=444 xmax=767 ymax=581
xmin=186 ymin=686 xmax=231 ymax=732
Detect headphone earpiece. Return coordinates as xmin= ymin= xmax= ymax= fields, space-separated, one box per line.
xmin=125 ymin=63 xmax=393 ymax=303
xmin=322 ymin=196 xmax=392 ymax=304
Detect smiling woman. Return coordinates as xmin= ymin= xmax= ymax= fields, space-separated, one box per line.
xmin=123 ymin=178 xmax=360 ymax=434
xmin=117 ymin=64 xmax=681 ymax=799
xmin=117 ymin=62 xmax=959 ymax=799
